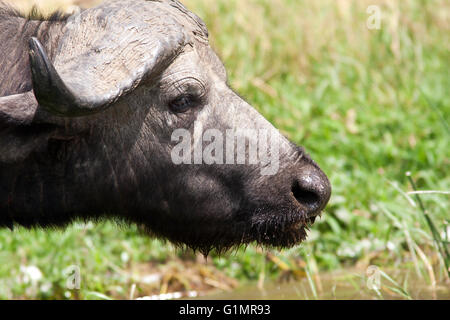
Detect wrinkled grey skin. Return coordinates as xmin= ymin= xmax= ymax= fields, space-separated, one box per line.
xmin=0 ymin=0 xmax=331 ymax=254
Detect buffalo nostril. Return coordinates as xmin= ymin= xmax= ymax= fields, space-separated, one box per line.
xmin=290 ymin=164 xmax=331 ymax=216
xmin=291 ymin=180 xmax=321 ymax=211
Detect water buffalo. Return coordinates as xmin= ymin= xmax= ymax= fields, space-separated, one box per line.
xmin=0 ymin=0 xmax=331 ymax=254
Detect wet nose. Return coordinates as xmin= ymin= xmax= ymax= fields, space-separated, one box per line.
xmin=291 ymin=164 xmax=331 ymax=217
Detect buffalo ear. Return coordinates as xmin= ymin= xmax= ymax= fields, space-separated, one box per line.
xmin=0 ymin=91 xmax=38 ymax=130
xmin=0 ymin=91 xmax=55 ymax=163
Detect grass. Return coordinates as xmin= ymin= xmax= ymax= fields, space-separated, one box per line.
xmin=0 ymin=0 xmax=449 ymax=299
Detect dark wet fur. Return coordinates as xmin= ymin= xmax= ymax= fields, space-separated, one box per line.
xmin=137 ymin=201 xmax=313 ymax=256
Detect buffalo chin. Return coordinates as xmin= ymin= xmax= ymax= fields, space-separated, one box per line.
xmin=138 ymin=205 xmax=315 ymax=256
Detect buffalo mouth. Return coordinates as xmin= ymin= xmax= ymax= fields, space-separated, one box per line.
xmin=245 ymin=208 xmax=320 ymax=249
xmin=140 ymin=202 xmax=322 ymax=256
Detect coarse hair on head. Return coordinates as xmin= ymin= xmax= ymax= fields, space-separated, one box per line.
xmin=0 ymin=0 xmax=72 ymax=22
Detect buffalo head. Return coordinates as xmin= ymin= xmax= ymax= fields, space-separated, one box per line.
xmin=0 ymin=0 xmax=331 ymax=254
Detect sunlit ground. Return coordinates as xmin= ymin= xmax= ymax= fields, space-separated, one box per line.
xmin=1 ymin=0 xmax=449 ymax=299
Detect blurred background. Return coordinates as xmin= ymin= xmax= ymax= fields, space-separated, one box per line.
xmin=0 ymin=0 xmax=448 ymax=299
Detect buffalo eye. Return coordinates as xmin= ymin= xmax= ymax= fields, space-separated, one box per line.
xmin=168 ymin=94 xmax=201 ymax=113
